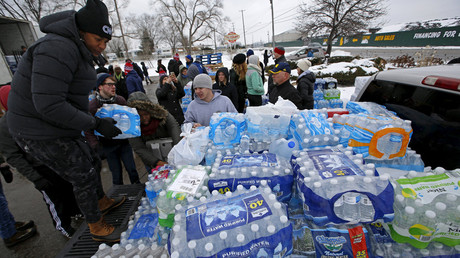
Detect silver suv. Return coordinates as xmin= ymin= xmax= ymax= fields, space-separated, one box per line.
xmin=286 ymin=46 xmax=325 ymax=60
xmin=352 ymin=64 xmax=460 ymax=169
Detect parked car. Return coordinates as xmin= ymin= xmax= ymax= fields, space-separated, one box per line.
xmin=286 ymin=46 xmax=325 ymax=61
xmin=352 ymin=64 xmax=460 ymax=170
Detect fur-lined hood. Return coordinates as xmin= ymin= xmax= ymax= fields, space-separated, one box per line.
xmin=127 ymin=92 xmax=169 ymax=125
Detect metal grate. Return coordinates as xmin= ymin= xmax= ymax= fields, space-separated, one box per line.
xmin=57 ymin=184 xmax=144 ymax=258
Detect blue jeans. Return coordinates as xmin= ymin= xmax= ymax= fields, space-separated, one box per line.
xmin=103 ymin=143 xmax=140 ymax=185
xmin=0 ymin=180 xmax=16 ymax=239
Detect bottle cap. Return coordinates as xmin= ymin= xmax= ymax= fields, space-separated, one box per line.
xmin=171 ymin=252 xmax=180 ymax=258
xmin=267 ymin=225 xmax=276 ymax=233
xmin=219 ymin=231 xmax=227 ymax=240
xmin=274 ymin=202 xmax=282 ymax=209
xmin=225 ymin=191 xmax=232 ymax=197
xmin=363 ymin=177 xmax=372 ymax=183
xmin=251 ymin=224 xmax=259 ymax=232
xmin=346 ymin=176 xmax=355 ymax=182
xmin=205 ymin=242 xmax=213 ymax=252
xmin=174 ymin=214 xmax=181 ymax=221
xmin=313 ymin=182 xmax=322 ymax=188
xmin=280 ymin=215 xmax=288 ymax=223
xmin=425 ymin=210 xmax=436 ymax=219
xmin=446 ymin=194 xmax=457 ymax=202
xmin=236 ymin=234 xmax=245 ymax=242
xmin=173 ymin=225 xmax=181 ymax=232
xmin=396 ymin=195 xmax=404 ymax=203
xmin=330 ymin=179 xmax=338 ymax=185
xmin=288 ymin=141 xmax=295 ymax=148
xmin=172 ymin=238 xmax=180 ymax=246
xmin=188 ymin=240 xmax=196 ymax=249
xmin=405 ymin=206 xmax=415 ymax=215
xmin=435 ymin=202 xmax=446 ymax=211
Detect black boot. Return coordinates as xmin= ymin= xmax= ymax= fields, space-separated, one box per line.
xmin=15 ymin=221 xmax=34 ymax=231
xmin=0 ymin=165 xmax=13 ymax=183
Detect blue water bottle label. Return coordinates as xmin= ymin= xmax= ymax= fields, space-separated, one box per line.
xmin=307 ymin=149 xmax=365 ymax=179
xmin=219 ymin=153 xmax=278 ymax=169
xmin=185 ymin=191 xmax=272 ymax=241
xmin=128 ymin=213 xmax=158 ymax=240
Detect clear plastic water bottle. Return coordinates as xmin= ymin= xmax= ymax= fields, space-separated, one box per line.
xmin=341 ymin=192 xmax=360 ymax=222
xmin=269 ymin=138 xmax=297 ymax=159
xmin=239 ymin=134 xmax=250 ymax=153
xmin=360 ymin=195 xmax=375 ymax=222
xmin=113 ymin=112 xmax=131 ymax=132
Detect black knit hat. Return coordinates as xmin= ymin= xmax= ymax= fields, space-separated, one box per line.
xmin=76 ymin=0 xmax=112 ymax=40
xmin=232 ymin=53 xmax=246 ymax=64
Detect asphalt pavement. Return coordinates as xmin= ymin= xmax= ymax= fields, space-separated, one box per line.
xmin=0 ymin=77 xmax=159 ymax=258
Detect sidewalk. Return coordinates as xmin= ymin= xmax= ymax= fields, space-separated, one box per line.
xmin=0 ymin=78 xmax=159 ymax=257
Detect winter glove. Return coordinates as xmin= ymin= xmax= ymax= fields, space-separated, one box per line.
xmin=94 ymin=117 xmax=122 ymax=138
xmin=33 ymin=177 xmax=52 ymax=191
xmin=0 ymin=164 xmax=13 ymax=183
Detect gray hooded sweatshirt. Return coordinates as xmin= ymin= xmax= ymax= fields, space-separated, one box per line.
xmin=184 ymin=90 xmax=237 ymax=126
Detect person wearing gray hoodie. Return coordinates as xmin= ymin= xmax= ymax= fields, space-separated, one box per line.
xmin=184 ymin=74 xmax=237 ymax=127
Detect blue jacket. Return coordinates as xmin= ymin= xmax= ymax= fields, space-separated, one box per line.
xmin=126 ymin=70 xmax=145 ymax=96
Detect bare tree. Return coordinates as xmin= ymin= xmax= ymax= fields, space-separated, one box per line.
xmin=0 ymin=0 xmax=75 ymax=22
xmin=296 ymin=0 xmax=388 ymax=55
xmin=154 ymin=0 xmax=225 ymax=53
xmin=130 ymin=13 xmax=162 ymax=55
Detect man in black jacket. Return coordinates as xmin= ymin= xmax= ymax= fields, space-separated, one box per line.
xmin=7 ymin=0 xmax=125 ymax=242
xmin=268 ymin=63 xmax=302 ymax=109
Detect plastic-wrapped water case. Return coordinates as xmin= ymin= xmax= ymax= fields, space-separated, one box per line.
xmin=95 ymin=104 xmax=141 ymax=139
xmin=207 ymin=153 xmax=294 ymax=203
xmin=168 ymin=186 xmax=293 ymax=258
xmin=156 ymin=165 xmax=211 ymax=228
xmin=294 ymin=148 xmax=395 ymax=225
xmin=346 ymin=101 xmax=397 ymax=118
xmin=209 ymin=112 xmax=246 ymax=146
xmin=181 ymin=81 xmax=193 ymax=113
xmin=245 ymin=104 xmax=294 ymax=141
xmin=290 ymin=111 xmax=340 ymax=150
xmin=292 ymin=217 xmax=372 ymax=258
xmin=390 ymin=171 xmax=460 ymax=248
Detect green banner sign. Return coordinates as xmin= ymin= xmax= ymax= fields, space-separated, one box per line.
xmin=311 ymin=26 xmax=460 ymax=47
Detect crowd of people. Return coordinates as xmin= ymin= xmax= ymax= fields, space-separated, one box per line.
xmin=0 ymin=0 xmax=316 ymax=249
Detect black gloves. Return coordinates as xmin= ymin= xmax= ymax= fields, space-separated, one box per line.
xmin=0 ymin=165 xmax=13 ymax=183
xmin=33 ymin=177 xmax=52 ymax=191
xmin=94 ymin=117 xmax=122 ymax=138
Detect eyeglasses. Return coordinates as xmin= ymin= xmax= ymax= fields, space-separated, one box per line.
xmin=102 ymin=83 xmax=116 ymax=86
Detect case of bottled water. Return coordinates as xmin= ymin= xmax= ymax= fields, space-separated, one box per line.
xmin=314 ymin=78 xmax=326 ymax=91
xmin=364 ymin=147 xmax=425 ymax=172
xmin=323 ymin=88 xmax=341 ymax=100
xmin=290 ymin=111 xmax=340 ymax=150
xmin=291 ymin=217 xmax=372 ymax=258
xmin=209 ymin=112 xmax=246 ymax=146
xmin=94 ymin=103 xmax=141 ymax=139
xmin=294 ymin=148 xmax=395 ymax=225
xmin=390 ymin=170 xmax=460 ymax=248
xmin=156 ymin=165 xmax=211 ymax=228
xmin=145 ymin=165 xmax=173 ymax=207
xmin=346 ymin=101 xmax=397 ymax=118
xmin=167 ymin=185 xmax=293 ymax=257
xmin=245 ymin=105 xmax=293 ymax=141
xmin=181 ymin=81 xmax=193 ymax=113
xmin=207 ymin=153 xmax=294 ymax=203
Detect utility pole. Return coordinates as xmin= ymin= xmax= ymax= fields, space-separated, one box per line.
xmin=114 ymin=0 xmax=129 ymax=59
xmin=269 ymin=0 xmax=275 ymax=48
xmin=239 ymin=10 xmax=247 ymax=47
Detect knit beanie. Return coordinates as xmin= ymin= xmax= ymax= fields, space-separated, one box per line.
xmin=248 ymin=55 xmax=259 ymax=66
xmin=193 ymin=74 xmax=213 ymax=89
xmin=274 ymin=46 xmax=285 ymax=55
xmin=246 ymin=49 xmax=254 ymax=57
xmin=232 ymin=53 xmax=246 ymax=65
xmin=0 ymin=85 xmax=11 ymax=111
xmin=186 ymin=64 xmax=200 ymax=80
xmin=125 ymin=62 xmax=133 ymax=72
xmin=75 ymin=0 xmax=112 ymax=40
xmin=297 ymin=59 xmax=312 ymax=72
xmin=96 ymin=73 xmax=112 ymax=88
xmin=174 ymin=53 xmax=179 ymax=61
xmin=185 ymin=55 xmax=192 ymax=60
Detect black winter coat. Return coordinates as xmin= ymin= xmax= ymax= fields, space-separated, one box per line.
xmin=7 ymin=10 xmax=102 ymax=139
xmin=229 ymin=68 xmax=247 ymax=113
xmin=297 ymin=71 xmax=316 ymax=109
xmin=267 ymin=55 xmax=287 ymax=94
xmin=213 ymin=67 xmax=238 ymax=110
xmin=269 ymin=79 xmax=302 ymax=109
xmin=156 ymin=75 xmax=185 ymax=124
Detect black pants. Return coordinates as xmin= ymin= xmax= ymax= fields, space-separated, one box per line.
xmin=14 ymin=136 xmax=105 ymax=223
xmin=247 ymin=94 xmax=262 ymax=107
xmin=35 ymin=165 xmax=81 ymax=237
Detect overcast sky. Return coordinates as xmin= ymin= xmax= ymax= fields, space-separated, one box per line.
xmin=127 ymin=0 xmax=460 ymax=45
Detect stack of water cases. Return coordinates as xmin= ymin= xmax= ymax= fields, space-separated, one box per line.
xmin=290 ymin=110 xmax=340 ymax=150
xmin=168 ymin=185 xmax=293 ymax=258
xmin=390 ymin=169 xmax=460 ymax=249
xmin=293 ymin=147 xmax=395 ymax=225
xmin=291 ymin=217 xmax=373 ymax=257
xmin=312 ymin=77 xmax=343 ymax=109
xmin=155 ymin=165 xmax=211 ymax=228
xmin=207 ymin=152 xmax=294 ymax=203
